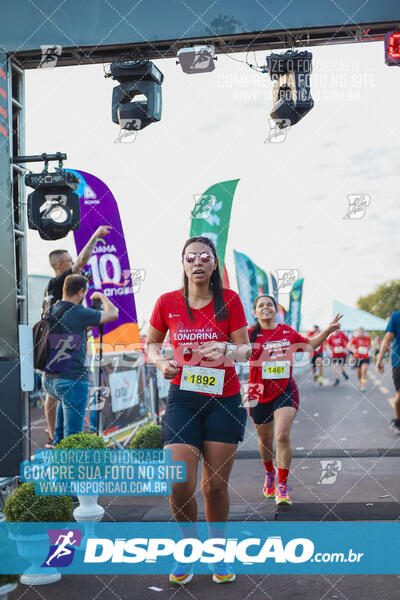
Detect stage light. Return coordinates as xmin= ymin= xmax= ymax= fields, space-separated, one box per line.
xmin=110 ymin=60 xmax=164 ymax=131
xmin=177 ymin=46 xmax=216 ymax=74
xmin=385 ymin=31 xmax=400 ymax=66
xmin=26 ymin=168 xmax=80 ymax=240
xmin=266 ymin=50 xmax=314 ymax=128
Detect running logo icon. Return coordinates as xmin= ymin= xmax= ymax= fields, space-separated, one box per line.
xmin=264 ymin=118 xmax=291 ymax=143
xmin=190 ymin=47 xmax=214 ymax=71
xmin=122 ymin=269 xmax=146 ymax=292
xmin=46 ymin=334 xmax=81 ymax=372
xmin=343 ymin=194 xmax=370 ymax=219
xmin=42 ymin=529 xmax=82 ymax=567
xmin=241 ymin=383 xmax=264 ymax=408
xmin=114 ymin=118 xmax=141 ymax=143
xmin=276 ymin=269 xmax=299 ymax=293
xmin=191 ymin=195 xmax=216 ymax=220
xmin=317 ymin=460 xmax=342 ymax=485
xmin=38 ymin=45 xmax=62 ymax=69
xmin=89 ymin=386 xmax=110 ymax=410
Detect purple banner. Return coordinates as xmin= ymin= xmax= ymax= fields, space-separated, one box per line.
xmin=69 ymin=169 xmax=141 ymax=349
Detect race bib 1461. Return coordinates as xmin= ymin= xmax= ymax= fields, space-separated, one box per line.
xmin=262 ymin=361 xmax=290 ymax=380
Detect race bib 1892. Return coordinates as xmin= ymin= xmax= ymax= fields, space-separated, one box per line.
xmin=180 ymin=366 xmax=225 ymax=395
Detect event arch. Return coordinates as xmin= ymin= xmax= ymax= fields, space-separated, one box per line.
xmin=0 ymin=0 xmax=398 ymax=474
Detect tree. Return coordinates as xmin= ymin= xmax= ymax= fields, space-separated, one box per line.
xmin=357 ymin=280 xmax=400 ymax=319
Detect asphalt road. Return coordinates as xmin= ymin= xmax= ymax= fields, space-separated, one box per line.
xmin=18 ymin=362 xmax=400 ymax=600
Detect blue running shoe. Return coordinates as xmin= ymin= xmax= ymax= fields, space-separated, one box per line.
xmin=169 ymin=561 xmax=193 ymax=585
xmin=208 ymin=562 xmax=236 ymax=584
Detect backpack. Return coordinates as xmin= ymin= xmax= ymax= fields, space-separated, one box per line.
xmin=32 ymin=302 xmax=72 ymax=372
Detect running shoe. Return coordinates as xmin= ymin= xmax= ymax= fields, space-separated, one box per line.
xmin=343 ymin=371 xmax=349 ymax=380
xmin=275 ymin=482 xmax=292 ymax=506
xmin=209 ymin=562 xmax=236 ymax=584
xmin=263 ymin=468 xmax=276 ymax=498
xmin=318 ymin=376 xmax=323 ymax=386
xmin=169 ymin=562 xmax=193 ymax=585
xmin=390 ymin=419 xmax=400 ymax=433
xmin=334 ymin=379 xmax=339 ymax=386
xmin=360 ymin=384 xmax=366 ymax=392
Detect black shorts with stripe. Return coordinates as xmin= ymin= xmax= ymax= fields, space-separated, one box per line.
xmin=249 ymin=378 xmax=299 ymax=425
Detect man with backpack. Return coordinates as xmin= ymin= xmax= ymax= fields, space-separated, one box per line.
xmin=38 ymin=274 xmax=118 ymax=446
xmin=43 ymin=226 xmax=111 ymax=308
xmin=42 ymin=225 xmax=111 ymax=446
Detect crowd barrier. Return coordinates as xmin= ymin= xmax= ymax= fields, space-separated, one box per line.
xmin=30 ymin=351 xmax=315 ymax=446
xmin=91 ymin=352 xmax=151 ymax=440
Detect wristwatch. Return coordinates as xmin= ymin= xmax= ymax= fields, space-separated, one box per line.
xmin=225 ymin=342 xmax=236 ymax=356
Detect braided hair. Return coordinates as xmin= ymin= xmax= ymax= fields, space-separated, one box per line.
xmin=181 ymin=236 xmax=228 ymax=323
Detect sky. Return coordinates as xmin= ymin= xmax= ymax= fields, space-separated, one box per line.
xmin=26 ymin=40 xmax=400 ymax=331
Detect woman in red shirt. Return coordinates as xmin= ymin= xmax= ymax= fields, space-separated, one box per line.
xmin=247 ymin=295 xmax=342 ymax=506
xmin=146 ymin=236 xmax=251 ymax=585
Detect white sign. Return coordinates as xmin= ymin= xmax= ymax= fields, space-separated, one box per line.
xmin=109 ymin=369 xmax=139 ymax=412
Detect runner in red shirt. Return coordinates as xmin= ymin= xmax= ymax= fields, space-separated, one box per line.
xmin=327 ymin=330 xmax=349 ymax=386
xmin=307 ymin=325 xmax=324 ymax=385
xmin=348 ymin=327 xmax=371 ymax=391
xmin=247 ymin=294 xmax=342 ymax=505
xmin=146 ymin=236 xmax=251 ymax=585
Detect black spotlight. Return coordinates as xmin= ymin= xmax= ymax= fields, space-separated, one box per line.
xmin=110 ymin=60 xmax=164 ymax=131
xmin=266 ymin=50 xmax=314 ymax=128
xmin=26 ymin=169 xmax=80 ymax=240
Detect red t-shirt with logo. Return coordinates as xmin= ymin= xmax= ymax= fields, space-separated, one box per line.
xmin=248 ymin=324 xmax=309 ymax=403
xmin=149 ymin=288 xmax=247 ymax=396
xmin=327 ymin=331 xmax=348 ymax=358
xmin=351 ymin=335 xmax=371 ymax=359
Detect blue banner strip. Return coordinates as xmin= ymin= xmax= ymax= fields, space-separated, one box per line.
xmin=0 ymin=522 xmax=398 ymax=574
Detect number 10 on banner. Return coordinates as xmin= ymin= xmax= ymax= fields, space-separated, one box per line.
xmin=87 ymin=254 xmax=122 ymax=289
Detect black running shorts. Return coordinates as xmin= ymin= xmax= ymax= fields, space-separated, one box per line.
xmin=354 ymin=357 xmax=370 ymax=368
xmin=249 ymin=378 xmax=299 ymax=425
xmin=161 ymin=383 xmax=247 ymax=450
xmin=332 ymin=356 xmax=347 ymax=365
xmin=311 ymin=353 xmax=323 ymax=366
